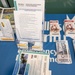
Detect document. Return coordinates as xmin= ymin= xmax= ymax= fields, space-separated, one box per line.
xmin=14 ymin=11 xmax=42 ymax=42
xmin=17 ymin=51 xmax=49 ymax=75
xmin=0 ymin=19 xmax=14 ymax=41
xmin=14 ymin=0 xmax=45 ymax=29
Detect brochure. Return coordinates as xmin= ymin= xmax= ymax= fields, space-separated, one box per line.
xmin=12 ymin=51 xmax=50 ymax=75
xmin=50 ymin=20 xmax=60 ymax=36
xmin=56 ymin=40 xmax=72 ymax=64
xmin=17 ymin=41 xmax=43 ymax=51
xmin=64 ymin=19 xmax=75 ymax=38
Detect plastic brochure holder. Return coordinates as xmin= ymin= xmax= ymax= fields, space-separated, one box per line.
xmin=0 ymin=34 xmax=14 ymax=41
xmin=16 ymin=28 xmax=43 ymax=51
xmin=12 ymin=50 xmax=50 ymax=75
xmin=14 ymin=0 xmax=45 ymax=51
xmin=0 ymin=19 xmax=14 ymax=41
xmin=16 ymin=40 xmax=28 ymax=50
xmin=14 ymin=10 xmax=44 ymax=51
xmin=56 ymin=40 xmax=72 ymax=64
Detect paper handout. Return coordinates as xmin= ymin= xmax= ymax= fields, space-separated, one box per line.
xmin=12 ymin=51 xmax=50 ymax=75
xmin=14 ymin=11 xmax=42 ymax=42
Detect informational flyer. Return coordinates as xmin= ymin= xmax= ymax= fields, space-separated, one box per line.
xmin=14 ymin=0 xmax=45 ymax=23
xmin=64 ymin=19 xmax=75 ymax=38
xmin=56 ymin=40 xmax=72 ymax=64
xmin=0 ymin=19 xmax=14 ymax=41
xmin=50 ymin=20 xmax=60 ymax=36
xmin=14 ymin=11 xmax=42 ymax=42
xmin=17 ymin=51 xmax=50 ymax=75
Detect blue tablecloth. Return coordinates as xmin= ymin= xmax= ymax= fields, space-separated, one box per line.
xmin=0 ymin=14 xmax=75 ymax=75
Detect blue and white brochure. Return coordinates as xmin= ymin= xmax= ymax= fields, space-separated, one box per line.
xmin=12 ymin=51 xmax=50 ymax=75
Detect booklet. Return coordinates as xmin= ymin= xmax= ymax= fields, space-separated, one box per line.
xmin=14 ymin=11 xmax=43 ymax=42
xmin=1 ymin=8 xmax=15 ymax=28
xmin=64 ymin=19 xmax=75 ymax=38
xmin=50 ymin=20 xmax=61 ymax=36
xmin=0 ymin=19 xmax=14 ymax=41
xmin=12 ymin=51 xmax=50 ymax=75
xmin=56 ymin=40 xmax=72 ymax=64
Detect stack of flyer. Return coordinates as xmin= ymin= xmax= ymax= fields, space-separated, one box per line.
xmin=12 ymin=50 xmax=50 ymax=75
